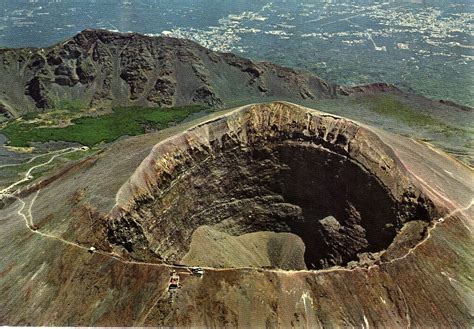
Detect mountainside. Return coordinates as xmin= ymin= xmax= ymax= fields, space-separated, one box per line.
xmin=1 ymin=30 xmax=470 ymax=165
xmin=0 ymin=28 xmax=472 ymax=327
xmin=0 ymin=102 xmax=472 ymax=326
xmin=0 ymin=29 xmax=372 ymax=117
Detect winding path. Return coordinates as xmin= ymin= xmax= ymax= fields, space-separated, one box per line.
xmin=0 ymin=145 xmax=472 ymax=276
xmin=0 ymin=147 xmax=86 ymax=196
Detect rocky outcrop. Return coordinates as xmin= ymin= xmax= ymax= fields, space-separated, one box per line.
xmin=0 ymin=102 xmax=472 ymax=327
xmin=0 ymin=102 xmax=14 ymax=119
xmin=343 ymin=82 xmax=399 ymax=95
xmin=108 ymin=102 xmax=435 ymax=269
xmin=0 ymin=29 xmax=395 ymax=116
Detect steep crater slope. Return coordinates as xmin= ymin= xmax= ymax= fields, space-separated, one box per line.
xmin=108 ymin=102 xmax=436 ymax=270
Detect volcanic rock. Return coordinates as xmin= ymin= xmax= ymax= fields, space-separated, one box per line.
xmin=0 ymin=102 xmax=471 ymax=327
xmin=0 ymin=29 xmax=393 ymax=116
xmin=109 ymin=102 xmax=435 ymax=271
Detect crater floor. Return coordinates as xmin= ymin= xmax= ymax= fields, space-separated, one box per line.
xmin=1 ymin=102 xmax=472 ymax=327
xmin=109 ymin=102 xmax=437 ymax=270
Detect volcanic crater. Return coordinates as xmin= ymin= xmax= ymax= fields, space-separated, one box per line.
xmin=107 ymin=102 xmax=437 ymax=270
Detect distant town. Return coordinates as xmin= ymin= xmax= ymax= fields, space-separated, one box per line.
xmin=1 ymin=0 xmax=472 ymax=105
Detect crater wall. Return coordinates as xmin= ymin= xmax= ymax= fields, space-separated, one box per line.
xmin=108 ymin=102 xmax=435 ymax=270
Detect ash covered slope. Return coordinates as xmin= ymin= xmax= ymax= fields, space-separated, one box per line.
xmin=0 ymin=102 xmax=472 ymax=326
xmin=0 ymin=29 xmax=358 ymax=117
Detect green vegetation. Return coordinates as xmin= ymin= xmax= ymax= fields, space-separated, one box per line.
xmin=21 ymin=112 xmax=40 ymax=120
xmin=351 ymin=95 xmax=469 ymax=139
xmin=1 ymin=105 xmax=206 ymax=147
xmin=52 ymin=99 xmax=88 ymax=112
xmin=356 ymin=95 xmax=439 ymax=126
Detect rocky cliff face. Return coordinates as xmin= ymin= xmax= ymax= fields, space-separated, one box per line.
xmin=108 ymin=102 xmax=435 ymax=270
xmin=0 ymin=102 xmax=472 ymax=326
xmin=0 ymin=29 xmax=396 ymax=117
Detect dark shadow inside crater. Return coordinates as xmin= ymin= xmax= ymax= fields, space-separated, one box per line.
xmin=109 ymin=129 xmax=433 ymax=270
xmin=272 ymin=142 xmax=412 ymax=269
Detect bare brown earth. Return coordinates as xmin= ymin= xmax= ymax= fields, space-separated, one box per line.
xmin=182 ymin=227 xmax=306 ymax=270
xmin=109 ymin=102 xmax=436 ymax=270
xmin=0 ymin=102 xmax=472 ymax=326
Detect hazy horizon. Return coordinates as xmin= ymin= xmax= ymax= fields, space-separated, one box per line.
xmin=1 ymin=0 xmax=472 ymax=106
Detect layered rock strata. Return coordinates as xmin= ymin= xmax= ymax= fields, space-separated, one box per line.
xmin=109 ymin=102 xmax=436 ymax=270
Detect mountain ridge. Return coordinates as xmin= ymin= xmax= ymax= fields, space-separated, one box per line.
xmin=0 ymin=29 xmax=400 ymax=118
